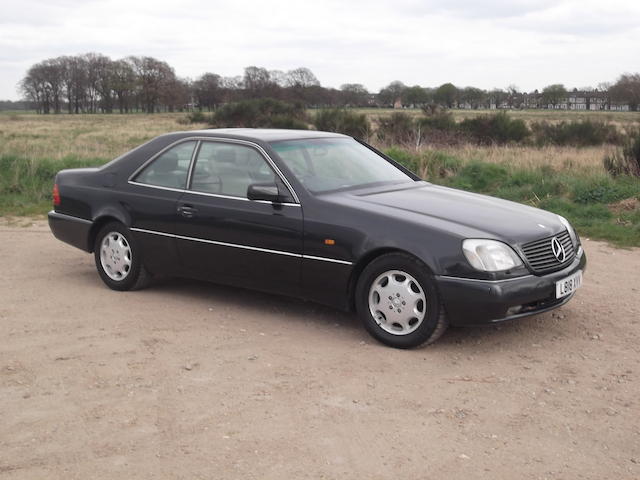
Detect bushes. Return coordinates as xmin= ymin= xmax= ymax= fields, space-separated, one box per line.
xmin=186 ymin=111 xmax=208 ymax=123
xmin=458 ymin=112 xmax=530 ymax=145
xmin=570 ymin=174 xmax=640 ymax=204
xmin=418 ymin=110 xmax=456 ymax=131
xmin=210 ymin=98 xmax=308 ymax=129
xmin=415 ymin=111 xmax=530 ymax=146
xmin=188 ymin=104 xmax=625 ymax=150
xmin=603 ymin=131 xmax=640 ymax=177
xmin=313 ymin=109 xmax=371 ymax=139
xmin=377 ymin=112 xmax=419 ymax=145
xmin=531 ymin=119 xmax=620 ymax=147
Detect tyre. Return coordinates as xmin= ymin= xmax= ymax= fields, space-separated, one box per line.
xmin=94 ymin=222 xmax=151 ymax=291
xmin=355 ymin=253 xmax=448 ymax=348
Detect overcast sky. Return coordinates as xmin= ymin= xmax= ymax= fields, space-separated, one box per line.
xmin=1 ymin=0 xmax=639 ymax=100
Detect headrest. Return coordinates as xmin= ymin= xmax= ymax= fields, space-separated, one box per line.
xmin=217 ymin=148 xmax=236 ymax=164
xmin=156 ymin=151 xmax=179 ymax=173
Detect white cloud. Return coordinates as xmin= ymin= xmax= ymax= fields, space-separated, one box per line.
xmin=1 ymin=0 xmax=639 ymax=99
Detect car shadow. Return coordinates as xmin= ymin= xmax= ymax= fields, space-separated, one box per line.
xmin=143 ymin=276 xmax=568 ymax=351
xmin=150 ymin=275 xmax=361 ymax=331
xmin=72 ymin=263 xmax=570 ymax=351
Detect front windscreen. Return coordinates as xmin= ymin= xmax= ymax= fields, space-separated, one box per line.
xmin=270 ymin=137 xmax=415 ymax=194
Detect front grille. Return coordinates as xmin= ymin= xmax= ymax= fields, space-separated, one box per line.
xmin=521 ymin=230 xmax=575 ymax=274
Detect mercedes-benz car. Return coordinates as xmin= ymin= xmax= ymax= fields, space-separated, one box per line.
xmin=48 ymin=128 xmax=586 ymax=348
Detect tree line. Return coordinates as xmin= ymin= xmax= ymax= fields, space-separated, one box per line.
xmin=16 ymin=53 xmax=640 ymax=113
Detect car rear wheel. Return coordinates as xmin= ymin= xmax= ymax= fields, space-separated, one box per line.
xmin=94 ymin=222 xmax=150 ymax=291
xmin=356 ymin=253 xmax=448 ymax=348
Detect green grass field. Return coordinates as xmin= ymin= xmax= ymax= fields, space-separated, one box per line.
xmin=1 ymin=111 xmax=639 ymax=246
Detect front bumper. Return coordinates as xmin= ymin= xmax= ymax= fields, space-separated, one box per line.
xmin=436 ymin=248 xmax=587 ymax=326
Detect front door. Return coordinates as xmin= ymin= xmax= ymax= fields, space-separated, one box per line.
xmin=174 ymin=140 xmax=303 ymax=295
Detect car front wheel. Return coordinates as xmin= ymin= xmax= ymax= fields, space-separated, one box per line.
xmin=94 ymin=222 xmax=150 ymax=291
xmin=356 ymin=253 xmax=448 ymax=348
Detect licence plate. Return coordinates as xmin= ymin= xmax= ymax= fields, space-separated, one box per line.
xmin=555 ymin=270 xmax=582 ymax=299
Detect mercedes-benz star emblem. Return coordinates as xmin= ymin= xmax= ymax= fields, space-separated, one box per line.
xmin=551 ymin=236 xmax=566 ymax=262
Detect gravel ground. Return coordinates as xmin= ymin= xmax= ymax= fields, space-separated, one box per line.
xmin=1 ymin=220 xmax=639 ymax=479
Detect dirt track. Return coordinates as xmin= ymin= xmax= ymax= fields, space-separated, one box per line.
xmin=1 ymin=220 xmax=639 ymax=479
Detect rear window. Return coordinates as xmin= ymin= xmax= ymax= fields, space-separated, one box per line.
xmin=134 ymin=141 xmax=197 ymax=189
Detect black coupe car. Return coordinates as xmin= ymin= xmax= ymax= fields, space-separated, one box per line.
xmin=49 ymin=129 xmax=585 ymax=348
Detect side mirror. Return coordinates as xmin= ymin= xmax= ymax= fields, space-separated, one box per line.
xmin=247 ymin=183 xmax=280 ymax=202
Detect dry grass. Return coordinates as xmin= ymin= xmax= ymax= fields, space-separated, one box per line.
xmin=1 ymin=111 xmax=638 ymax=245
xmin=432 ymin=144 xmax=611 ymax=174
xmin=0 ymin=111 xmax=626 ymax=176
xmin=0 ymin=113 xmax=207 ymax=161
xmin=350 ymin=108 xmax=640 ymax=130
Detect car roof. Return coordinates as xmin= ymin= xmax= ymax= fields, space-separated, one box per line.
xmin=178 ymin=128 xmax=348 ymax=143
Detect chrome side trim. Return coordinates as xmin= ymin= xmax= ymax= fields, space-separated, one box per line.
xmin=183 ymin=188 xmax=301 ymax=207
xmin=438 ymin=274 xmax=534 ymax=283
xmin=130 ymin=227 xmax=353 ymax=265
xmin=127 ymin=181 xmax=301 ymax=207
xmin=127 ymin=136 xmax=301 ymax=204
xmin=49 ymin=210 xmax=93 ymax=224
xmin=302 ymin=254 xmax=353 ymax=265
xmin=128 ymin=181 xmax=185 ymax=194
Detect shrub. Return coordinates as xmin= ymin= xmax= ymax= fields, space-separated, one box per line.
xmin=377 ymin=112 xmax=419 ymax=145
xmin=603 ymin=131 xmax=640 ymax=177
xmin=418 ymin=110 xmax=456 ymax=131
xmin=313 ymin=109 xmax=371 ymax=139
xmin=187 ymin=111 xmax=208 ymax=123
xmin=210 ymin=98 xmax=308 ymax=129
xmin=531 ymin=119 xmax=620 ymax=147
xmin=458 ymin=112 xmax=530 ymax=145
xmin=177 ymin=111 xmax=210 ymax=125
xmin=571 ymin=175 xmax=640 ymax=204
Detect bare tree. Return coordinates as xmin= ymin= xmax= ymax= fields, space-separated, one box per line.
xmin=340 ymin=83 xmax=369 ymax=106
xmin=193 ymin=73 xmax=222 ymax=111
xmin=127 ymin=56 xmax=177 ymax=113
xmin=542 ymin=84 xmax=567 ymax=108
xmin=243 ymin=66 xmax=272 ymax=98
xmin=285 ymin=67 xmax=320 ymax=88
xmin=111 ymin=59 xmax=136 ymax=113
xmin=610 ymin=73 xmax=640 ymax=110
xmin=378 ymin=81 xmax=407 ymax=107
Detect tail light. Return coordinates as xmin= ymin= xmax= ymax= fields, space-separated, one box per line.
xmin=53 ymin=184 xmax=61 ymax=206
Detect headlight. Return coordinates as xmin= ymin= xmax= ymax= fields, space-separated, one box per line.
xmin=558 ymin=215 xmax=578 ymax=246
xmin=462 ymin=239 xmax=523 ymax=272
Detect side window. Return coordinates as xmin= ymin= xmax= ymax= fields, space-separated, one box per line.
xmin=134 ymin=141 xmax=197 ymax=189
xmin=190 ymin=142 xmax=276 ymax=198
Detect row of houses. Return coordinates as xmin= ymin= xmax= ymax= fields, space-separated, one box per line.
xmin=496 ymin=90 xmax=631 ymax=111
xmin=522 ymin=90 xmax=630 ymax=111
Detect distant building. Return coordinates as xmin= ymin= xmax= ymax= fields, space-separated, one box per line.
xmin=522 ymin=89 xmax=630 ymax=111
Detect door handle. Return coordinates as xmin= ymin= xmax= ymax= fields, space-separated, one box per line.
xmin=177 ymin=205 xmax=198 ymax=218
